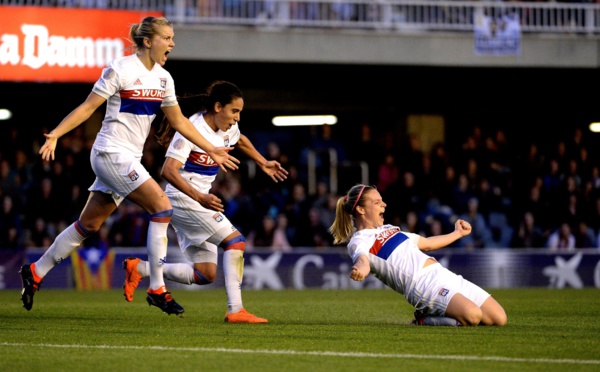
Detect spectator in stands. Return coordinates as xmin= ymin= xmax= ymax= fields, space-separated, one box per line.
xmin=542 ymin=158 xmax=563 ymax=208
xmin=25 ymin=178 xmax=62 ymax=229
xmin=12 ymin=149 xmax=34 ymax=193
xmin=248 ymin=210 xmax=292 ymax=252
xmin=296 ymin=206 xmax=334 ymax=248
xmin=456 ymin=197 xmax=492 ymax=250
xmin=272 ymin=212 xmax=293 ymax=251
xmin=514 ymin=142 xmax=545 ymax=191
xmin=397 ymin=133 xmax=424 ymax=176
xmin=217 ymin=174 xmax=257 ymax=236
xmin=111 ymin=202 xmax=149 ymax=247
xmin=25 ymin=217 xmax=52 ymax=249
xmin=376 ymin=152 xmax=399 ymax=193
xmin=451 ymin=173 xmax=474 ymax=215
xmin=383 ymin=170 xmax=423 ymax=226
xmin=0 ymin=194 xmax=23 ymax=249
xmin=510 ymin=211 xmax=545 ymax=248
xmin=574 ymin=220 xmax=596 ymax=249
xmin=348 ymin=123 xmax=382 ymax=184
xmin=400 ymin=210 xmax=425 ymax=235
xmin=586 ymin=197 xmax=600 ymax=235
xmin=546 ymin=222 xmax=575 ymax=251
xmin=311 ymin=182 xmax=337 ymax=230
xmin=436 ymin=165 xmax=457 ymax=209
xmin=284 ymin=182 xmax=312 ymax=246
xmin=0 ymin=159 xmax=21 ymax=199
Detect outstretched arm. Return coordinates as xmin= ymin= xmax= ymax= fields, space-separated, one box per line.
xmin=350 ymin=254 xmax=370 ymax=281
xmin=161 ymin=157 xmax=225 ymax=212
xmin=417 ymin=219 xmax=472 ymax=252
xmin=236 ymin=134 xmax=288 ymax=182
xmin=162 ymin=105 xmax=240 ymax=173
xmin=39 ymin=92 xmax=106 ymax=161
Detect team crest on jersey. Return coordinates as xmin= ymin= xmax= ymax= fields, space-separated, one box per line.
xmin=103 ymin=67 xmax=115 ymax=80
xmin=438 ymin=288 xmax=449 ymax=297
xmin=173 ymin=138 xmax=185 ymax=150
xmin=213 ymin=213 xmax=223 ymax=222
xmin=128 ymin=170 xmax=139 ymax=181
xmin=160 ymin=78 xmax=167 ymax=89
xmin=223 ymin=135 xmax=230 ymax=147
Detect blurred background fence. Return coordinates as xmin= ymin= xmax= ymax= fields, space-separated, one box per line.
xmin=5 ymin=0 xmax=600 ymax=35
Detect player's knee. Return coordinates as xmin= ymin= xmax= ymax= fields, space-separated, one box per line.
xmin=76 ymin=219 xmax=100 ymax=236
xmin=222 ymin=235 xmax=246 ymax=252
xmin=150 ymin=209 xmax=173 ymax=223
xmin=192 ymin=268 xmax=216 ymax=284
xmin=463 ymin=307 xmax=483 ymax=326
xmin=493 ymin=310 xmax=508 ymax=326
xmin=203 ymin=270 xmax=217 ymax=283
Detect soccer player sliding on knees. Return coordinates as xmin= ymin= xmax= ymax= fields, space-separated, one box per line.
xmin=329 ymin=184 xmax=507 ymax=326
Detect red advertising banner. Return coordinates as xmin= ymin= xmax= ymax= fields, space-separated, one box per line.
xmin=0 ymin=7 xmax=162 ymax=83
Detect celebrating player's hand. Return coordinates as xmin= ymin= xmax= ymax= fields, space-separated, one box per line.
xmin=39 ymin=132 xmax=59 ymax=161
xmin=260 ymin=160 xmax=289 ymax=183
xmin=208 ymin=147 xmax=240 ymax=172
xmin=350 ymin=266 xmax=365 ymax=281
xmin=455 ymin=219 xmax=472 ymax=236
xmin=197 ymin=193 xmax=224 ymax=213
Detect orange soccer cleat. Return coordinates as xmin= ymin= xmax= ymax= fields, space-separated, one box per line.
xmin=224 ymin=308 xmax=268 ymax=324
xmin=122 ymin=257 xmax=142 ymax=302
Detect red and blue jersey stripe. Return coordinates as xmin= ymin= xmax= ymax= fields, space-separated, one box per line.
xmin=119 ymin=89 xmax=163 ymax=115
xmin=183 ymin=151 xmax=220 ymax=176
xmin=369 ymin=229 xmax=408 ymax=260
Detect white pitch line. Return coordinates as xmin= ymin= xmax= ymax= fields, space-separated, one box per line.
xmin=1 ymin=343 xmax=599 ymax=365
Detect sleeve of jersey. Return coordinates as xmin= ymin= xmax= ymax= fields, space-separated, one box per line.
xmin=161 ymin=73 xmax=178 ymax=108
xmin=348 ymin=237 xmax=369 ymax=262
xmin=165 ymin=132 xmax=193 ymax=164
xmin=92 ymin=62 xmax=120 ymax=99
xmin=403 ymin=232 xmax=421 ymax=245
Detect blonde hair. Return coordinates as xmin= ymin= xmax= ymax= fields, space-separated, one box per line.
xmin=128 ymin=16 xmax=172 ymax=52
xmin=328 ymin=184 xmax=376 ymax=245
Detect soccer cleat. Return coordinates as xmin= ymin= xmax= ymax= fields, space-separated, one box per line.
xmin=122 ymin=257 xmax=142 ymax=302
xmin=411 ymin=309 xmax=461 ymax=326
xmin=224 ymin=308 xmax=268 ymax=324
xmin=146 ymin=291 xmax=185 ymax=316
xmin=412 ymin=309 xmax=426 ymax=325
xmin=19 ymin=264 xmax=42 ymax=311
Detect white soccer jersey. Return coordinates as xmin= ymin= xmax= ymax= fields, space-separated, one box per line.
xmin=91 ymin=54 xmax=178 ymax=158
xmin=347 ymin=225 xmax=432 ymax=295
xmin=164 ymin=112 xmax=241 ymax=207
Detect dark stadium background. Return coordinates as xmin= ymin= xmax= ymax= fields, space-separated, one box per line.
xmin=4 ymin=61 xmax=599 ymax=155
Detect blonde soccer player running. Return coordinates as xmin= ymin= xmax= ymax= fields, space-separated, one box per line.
xmin=20 ymin=17 xmax=239 ymax=315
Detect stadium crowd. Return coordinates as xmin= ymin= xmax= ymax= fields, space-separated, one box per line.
xmin=0 ymin=121 xmax=599 ymax=251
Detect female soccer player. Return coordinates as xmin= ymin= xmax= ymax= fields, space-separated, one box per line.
xmin=122 ymin=80 xmax=288 ymax=323
xmin=20 ymin=17 xmax=239 ymax=316
xmin=329 ymin=184 xmax=507 ymax=326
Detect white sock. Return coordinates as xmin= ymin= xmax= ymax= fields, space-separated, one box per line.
xmin=137 ymin=260 xmax=149 ymax=277
xmin=146 ymin=220 xmax=168 ymax=291
xmin=164 ymin=263 xmax=196 ymax=285
xmin=223 ymin=249 xmax=244 ymax=313
xmin=138 ymin=260 xmax=203 ymax=286
xmin=35 ymin=222 xmax=87 ymax=277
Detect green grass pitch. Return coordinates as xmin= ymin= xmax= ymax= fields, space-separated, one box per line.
xmin=1 ymin=288 xmax=599 ymax=371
